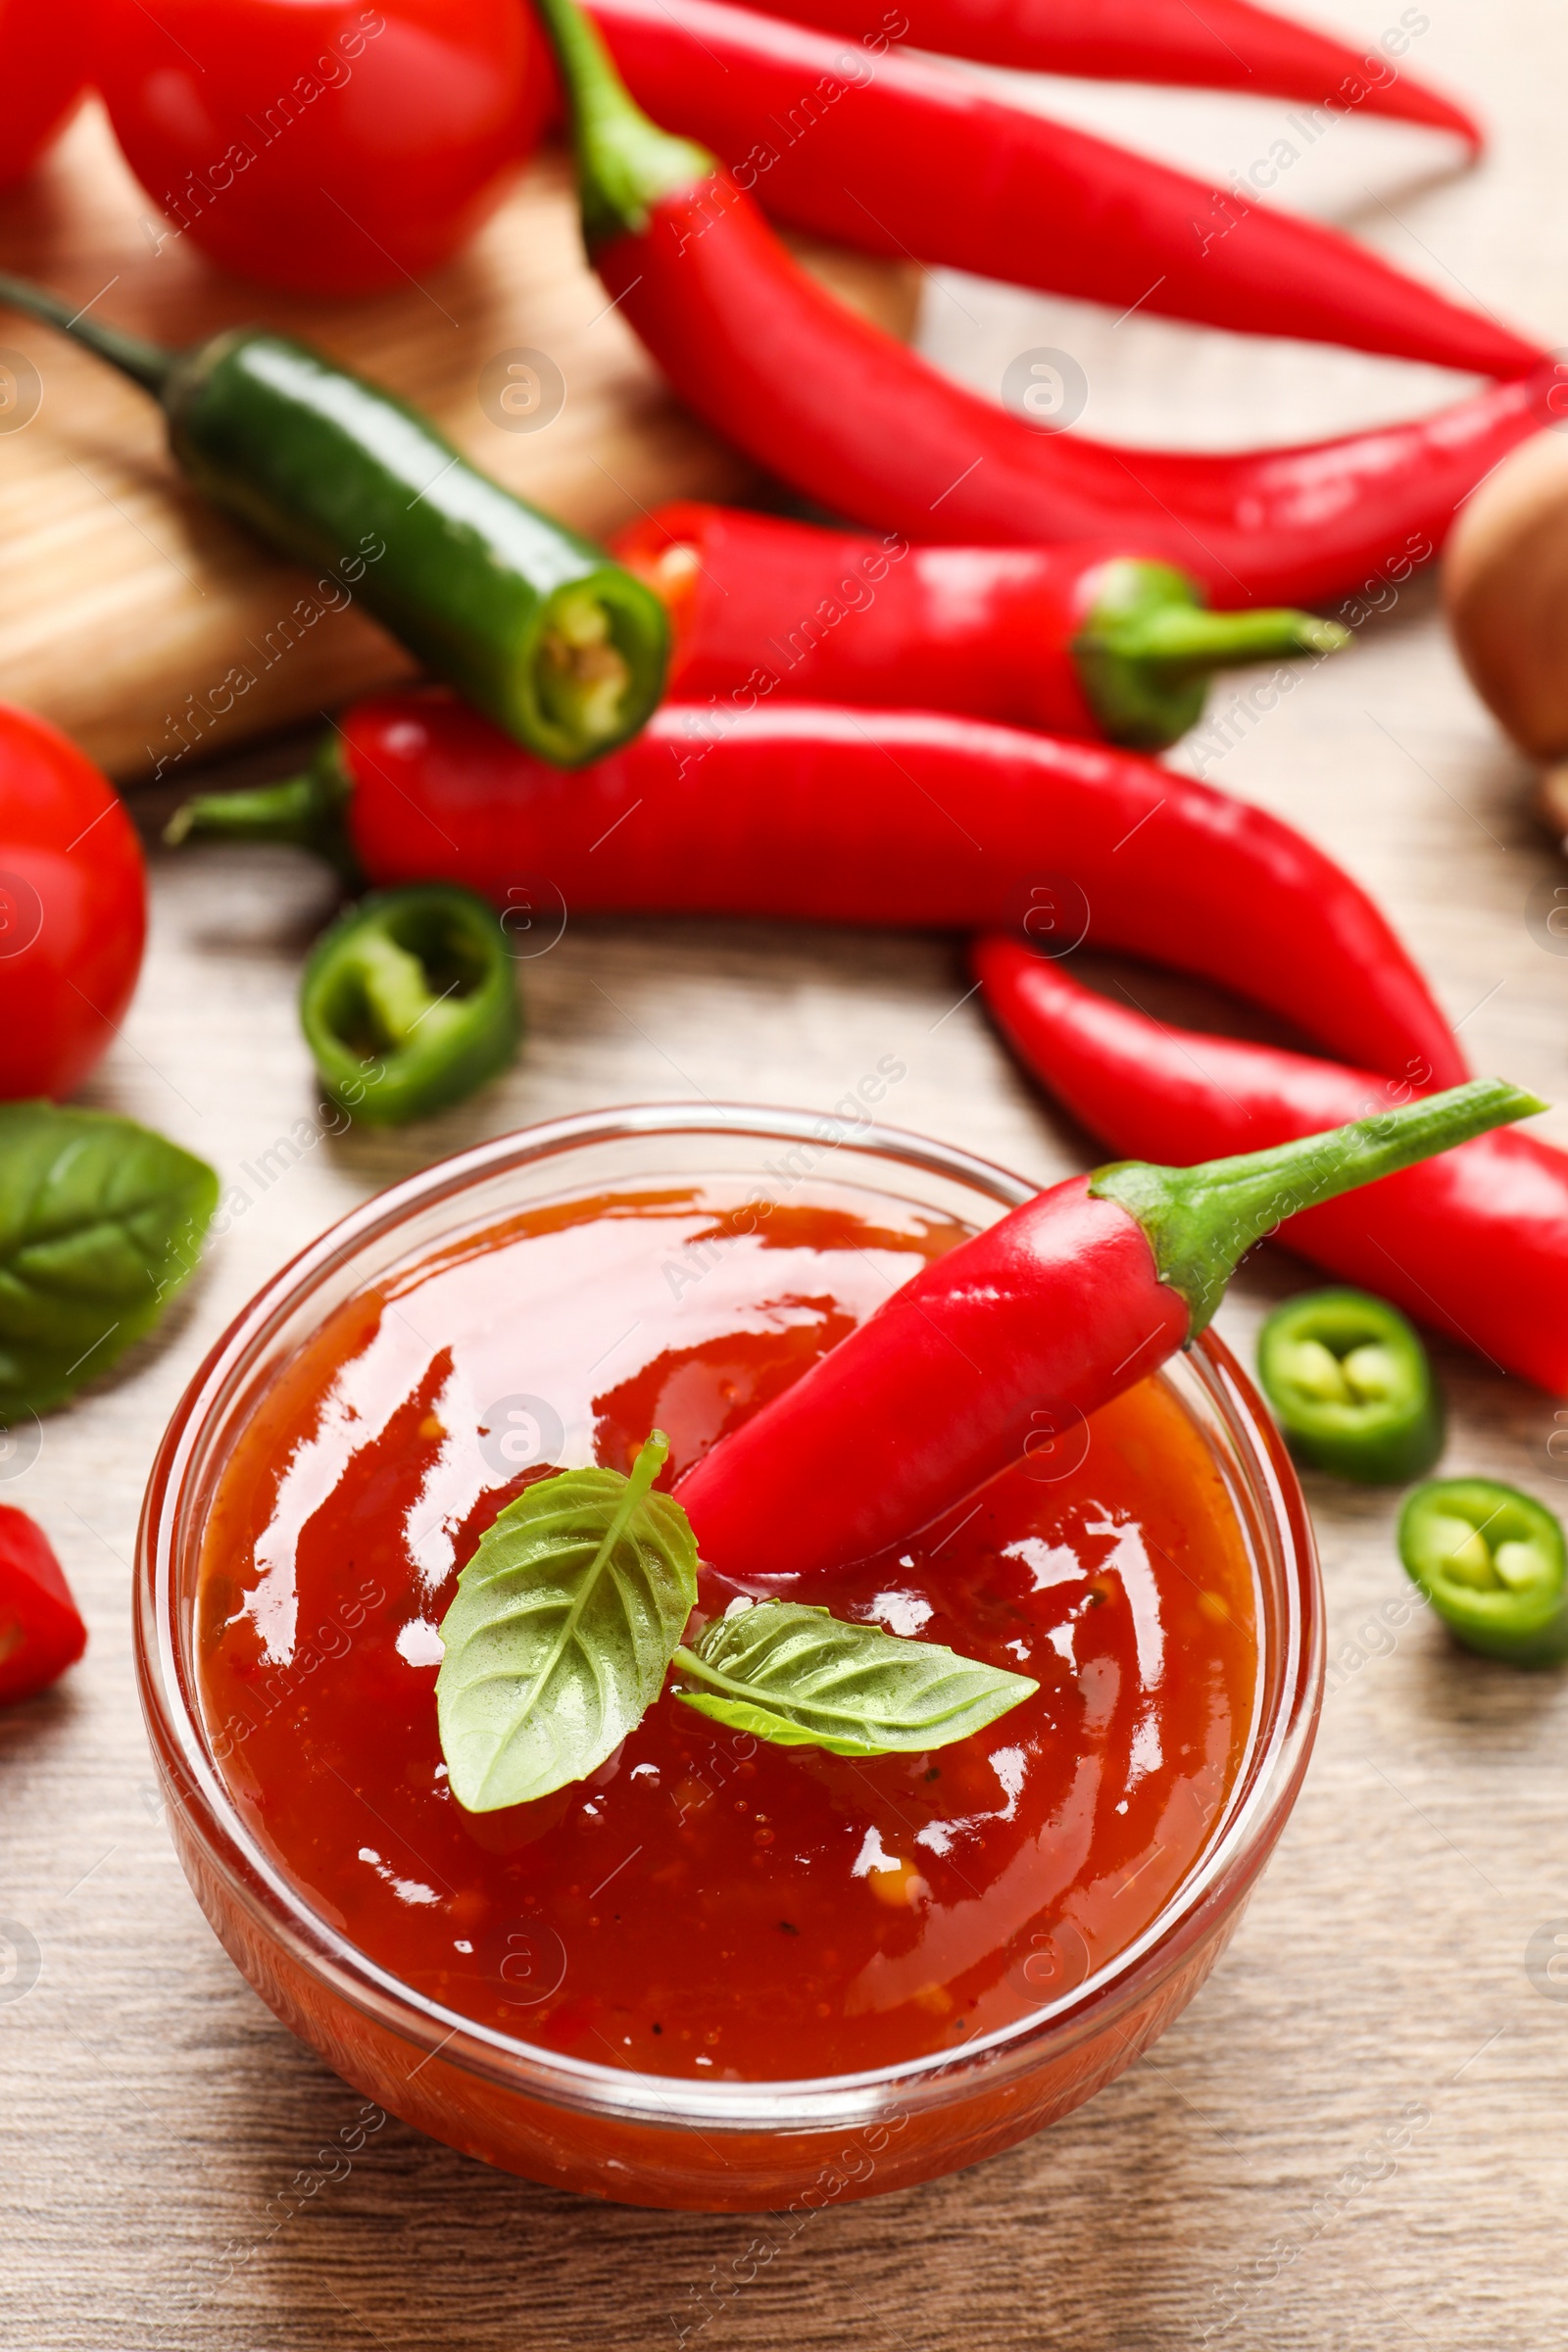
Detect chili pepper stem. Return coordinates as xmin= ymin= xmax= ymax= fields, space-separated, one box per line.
xmin=0 ymin=269 xmax=173 ymax=396
xmin=166 ymin=760 xmax=361 ymax=888
xmin=530 ymin=0 xmax=714 ymax=240
xmin=1101 ymin=606 xmax=1350 ymax=674
xmin=1091 ymin=1078 xmax=1547 ymax=1335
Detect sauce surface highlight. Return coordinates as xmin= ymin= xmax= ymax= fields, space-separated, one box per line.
xmin=198 ymin=1186 xmax=1258 ymax=2081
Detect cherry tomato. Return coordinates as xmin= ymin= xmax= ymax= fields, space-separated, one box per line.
xmin=0 ymin=705 xmax=147 ymax=1102
xmin=0 ymin=0 xmax=86 ymax=190
xmin=0 ymin=1507 xmax=86 ymax=1706
xmin=95 ymin=0 xmax=553 ymax=296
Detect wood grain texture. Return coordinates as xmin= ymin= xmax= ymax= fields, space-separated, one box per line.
xmin=0 ymin=103 xmax=918 ymax=780
xmin=4 ymin=3 xmax=1568 ymax=2346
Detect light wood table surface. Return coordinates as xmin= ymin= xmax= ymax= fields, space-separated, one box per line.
xmin=5 ymin=4 xmax=1568 ymax=2347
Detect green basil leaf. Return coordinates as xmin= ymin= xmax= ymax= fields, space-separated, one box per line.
xmin=436 ymin=1432 xmax=697 ymax=1812
xmin=0 ymin=1102 xmax=219 ymax=1420
xmin=671 ymin=1599 xmax=1037 ymax=1756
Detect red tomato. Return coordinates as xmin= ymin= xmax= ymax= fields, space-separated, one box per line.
xmin=0 ymin=0 xmax=86 ymax=189
xmin=0 ymin=706 xmax=146 ymax=1102
xmin=0 ymin=1507 xmax=86 ymax=1705
xmin=95 ymin=0 xmax=553 ymax=295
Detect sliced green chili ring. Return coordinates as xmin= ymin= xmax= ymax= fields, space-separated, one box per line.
xmin=1256 ymin=1287 xmax=1443 ymax=1484
xmin=0 ymin=278 xmax=670 ymax=766
xmin=301 ymin=885 xmax=521 ymax=1126
xmin=1398 ymin=1479 xmax=1568 ymax=1666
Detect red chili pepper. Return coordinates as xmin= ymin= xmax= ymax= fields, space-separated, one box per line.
xmin=0 ymin=1505 xmax=86 ymax=1705
xmin=0 ymin=0 xmax=85 ymax=189
xmin=1 ymin=703 xmax=147 ymax=1102
xmin=614 ymin=501 xmax=1347 ymax=750
xmin=588 ymin=0 xmax=1527 ymax=376
xmin=531 ymin=0 xmax=1562 ymax=610
xmin=973 ymin=936 xmax=1568 ymax=1396
xmin=170 ymin=688 xmax=1466 ymax=1089
xmin=674 ymin=1079 xmax=1538 ymax=1581
xmin=768 ymin=0 xmax=1480 ymax=145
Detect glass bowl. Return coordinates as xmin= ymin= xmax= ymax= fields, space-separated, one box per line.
xmin=135 ymin=1103 xmax=1323 ymax=2212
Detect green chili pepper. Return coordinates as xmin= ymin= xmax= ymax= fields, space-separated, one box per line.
xmin=1398 ymin=1479 xmax=1568 ymax=1666
xmin=1256 ymin=1287 xmax=1444 ymax=1484
xmin=301 ymin=886 xmax=520 ymax=1126
xmin=0 ymin=271 xmax=668 ymax=767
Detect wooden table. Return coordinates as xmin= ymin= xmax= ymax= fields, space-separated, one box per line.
xmin=5 ymin=4 xmax=1568 ymax=2345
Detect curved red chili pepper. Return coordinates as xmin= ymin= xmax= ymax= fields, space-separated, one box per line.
xmin=675 ymin=1079 xmax=1538 ymax=1581
xmin=769 ymin=0 xmax=1481 ymax=145
xmin=588 ymin=0 xmax=1525 ymax=375
xmin=973 ymin=935 xmax=1568 ymax=1396
xmin=531 ymin=0 xmax=1563 ymax=610
xmin=172 ymin=690 xmax=1467 ymax=1089
xmin=600 ymin=185 xmax=1560 ymax=609
xmin=612 ymin=501 xmax=1346 ymax=748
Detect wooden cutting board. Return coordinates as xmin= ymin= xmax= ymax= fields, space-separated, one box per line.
xmin=0 ymin=102 xmax=919 ymax=780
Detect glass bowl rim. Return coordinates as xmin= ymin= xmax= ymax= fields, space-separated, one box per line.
xmin=135 ymin=1099 xmax=1323 ymax=2134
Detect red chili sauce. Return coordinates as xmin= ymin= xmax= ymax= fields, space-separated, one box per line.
xmin=198 ymin=1187 xmax=1258 ymax=2082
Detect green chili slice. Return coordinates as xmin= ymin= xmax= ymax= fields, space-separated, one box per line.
xmin=1398 ymin=1479 xmax=1568 ymax=1666
xmin=1256 ymin=1288 xmax=1444 ymax=1484
xmin=301 ymin=886 xmax=520 ymax=1126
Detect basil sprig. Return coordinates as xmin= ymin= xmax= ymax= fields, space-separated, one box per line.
xmin=671 ymin=1599 xmax=1036 ymax=1755
xmin=435 ymin=1439 xmax=1037 ymax=1811
xmin=0 ymin=1102 xmax=219 ymax=1419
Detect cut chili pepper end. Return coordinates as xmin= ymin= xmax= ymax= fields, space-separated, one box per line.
xmin=532 ymin=0 xmax=715 ymax=240
xmin=1072 ymin=559 xmax=1350 ymax=749
xmin=1091 ymin=1077 xmax=1547 ymax=1338
xmin=533 ymin=577 xmax=651 ymax=758
xmin=300 ymin=884 xmax=522 ymax=1126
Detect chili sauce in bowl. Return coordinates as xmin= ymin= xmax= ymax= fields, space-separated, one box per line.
xmin=140 ymin=1108 xmax=1320 ymax=2206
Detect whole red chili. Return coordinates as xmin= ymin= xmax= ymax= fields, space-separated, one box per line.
xmin=675 ymin=1079 xmax=1539 ymax=1582
xmin=0 ymin=704 xmax=147 ymax=1102
xmin=532 ymin=0 xmax=1562 ymax=610
xmin=0 ymin=1506 xmax=86 ymax=1706
xmin=768 ymin=0 xmax=1480 ymax=143
xmin=0 ymin=0 xmax=85 ymax=189
xmin=95 ymin=0 xmax=552 ymax=295
xmin=973 ymin=936 xmax=1568 ymax=1396
xmin=614 ymin=502 xmax=1347 ymax=750
xmin=589 ymin=0 xmax=1528 ymax=376
xmin=169 ymin=688 xmax=1466 ymax=1089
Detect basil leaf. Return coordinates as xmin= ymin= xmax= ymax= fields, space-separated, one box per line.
xmin=0 ymin=1102 xmax=219 ymax=1420
xmin=436 ymin=1432 xmax=697 ymax=1812
xmin=672 ymin=1599 xmax=1037 ymax=1756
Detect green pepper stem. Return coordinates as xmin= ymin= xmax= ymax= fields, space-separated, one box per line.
xmin=165 ymin=761 xmax=362 ymax=887
xmin=528 ymin=0 xmax=715 ymax=242
xmin=1070 ymin=558 xmax=1349 ymax=750
xmin=1101 ymin=605 xmax=1350 ymax=675
xmin=1093 ymin=1078 xmax=1547 ymax=1335
xmin=0 ymin=269 xmax=175 ymax=398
